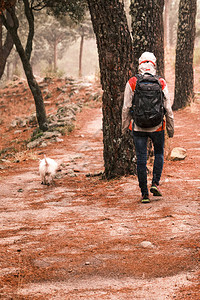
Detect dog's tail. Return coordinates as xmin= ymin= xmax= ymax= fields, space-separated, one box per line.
xmin=44 ymin=155 xmax=49 ymax=167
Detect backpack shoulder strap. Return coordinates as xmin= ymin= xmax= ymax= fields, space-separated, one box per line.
xmin=154 ymin=74 xmax=162 ymax=85
xmin=131 ymin=74 xmax=142 ymax=106
xmin=134 ymin=74 xmax=143 ymax=88
xmin=135 ymin=73 xmax=143 ymax=80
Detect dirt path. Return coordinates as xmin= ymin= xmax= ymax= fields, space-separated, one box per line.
xmin=0 ymin=101 xmax=199 ymax=299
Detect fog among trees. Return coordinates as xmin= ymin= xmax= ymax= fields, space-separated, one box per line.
xmin=1 ymin=0 xmax=200 ymax=82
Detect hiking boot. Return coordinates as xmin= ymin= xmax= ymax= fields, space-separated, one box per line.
xmin=141 ymin=194 xmax=150 ymax=204
xmin=150 ymin=184 xmax=162 ymax=197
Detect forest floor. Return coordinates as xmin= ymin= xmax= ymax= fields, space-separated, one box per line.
xmin=0 ymin=74 xmax=199 ymax=299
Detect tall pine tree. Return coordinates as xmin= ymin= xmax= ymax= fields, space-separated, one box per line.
xmin=173 ymin=0 xmax=197 ymax=110
xmin=87 ymin=0 xmax=136 ymax=179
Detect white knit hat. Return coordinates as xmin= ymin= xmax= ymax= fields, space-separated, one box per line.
xmin=139 ymin=52 xmax=156 ymax=66
xmin=138 ymin=52 xmax=157 ymax=75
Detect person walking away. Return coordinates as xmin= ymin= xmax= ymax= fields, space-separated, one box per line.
xmin=122 ymin=52 xmax=174 ymax=203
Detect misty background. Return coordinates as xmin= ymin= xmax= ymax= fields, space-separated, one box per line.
xmin=1 ymin=0 xmax=200 ymax=83
xmin=58 ymin=39 xmax=98 ymax=78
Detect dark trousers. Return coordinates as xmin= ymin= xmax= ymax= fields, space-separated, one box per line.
xmin=133 ymin=130 xmax=165 ymax=196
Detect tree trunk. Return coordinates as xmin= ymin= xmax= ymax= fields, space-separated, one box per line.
xmin=14 ymin=33 xmax=48 ymax=131
xmin=1 ymin=8 xmax=48 ymax=131
xmin=173 ymin=0 xmax=197 ymax=110
xmin=6 ymin=60 xmax=11 ymax=80
xmin=79 ymin=33 xmax=84 ymax=77
xmin=0 ymin=11 xmax=14 ymax=79
xmin=164 ymin=0 xmax=170 ymax=51
xmin=53 ymin=39 xmax=57 ymax=72
xmin=130 ymin=0 xmax=165 ymax=77
xmin=87 ymin=0 xmax=136 ymax=179
xmin=124 ymin=0 xmax=131 ymax=30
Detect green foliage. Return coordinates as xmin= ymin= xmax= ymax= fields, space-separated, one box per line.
xmin=31 ymin=128 xmax=44 ymax=141
xmin=45 ymin=0 xmax=88 ymax=23
xmin=51 ymin=124 xmax=75 ymax=135
xmin=42 ymin=66 xmax=65 ymax=78
xmin=76 ymin=12 xmax=94 ymax=39
xmin=66 ymin=123 xmax=75 ymax=133
xmin=0 ymin=146 xmax=18 ymax=158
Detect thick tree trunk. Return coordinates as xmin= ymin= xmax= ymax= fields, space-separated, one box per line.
xmin=87 ymin=0 xmax=136 ymax=179
xmin=173 ymin=0 xmax=197 ymax=110
xmin=130 ymin=0 xmax=165 ymax=77
xmin=0 ymin=11 xmax=14 ymax=79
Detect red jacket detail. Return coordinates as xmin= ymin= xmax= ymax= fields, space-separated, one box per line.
xmin=128 ymin=76 xmax=166 ymax=92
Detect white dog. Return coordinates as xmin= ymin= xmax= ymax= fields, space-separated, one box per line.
xmin=39 ymin=156 xmax=58 ymax=185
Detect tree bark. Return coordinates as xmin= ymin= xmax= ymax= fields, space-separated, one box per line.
xmin=12 ymin=30 xmax=48 ymax=131
xmin=0 ymin=11 xmax=14 ymax=79
xmin=87 ymin=0 xmax=136 ymax=179
xmin=79 ymin=31 xmax=84 ymax=77
xmin=23 ymin=0 xmax=34 ymax=61
xmin=1 ymin=7 xmax=48 ymax=131
xmin=130 ymin=0 xmax=165 ymax=77
xmin=173 ymin=0 xmax=197 ymax=110
xmin=164 ymin=0 xmax=170 ymax=51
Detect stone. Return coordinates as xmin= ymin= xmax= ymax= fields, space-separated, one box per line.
xmin=39 ymin=82 xmax=48 ymax=88
xmin=27 ymin=138 xmax=42 ymax=149
xmin=14 ymin=130 xmax=22 ymax=134
xmin=140 ymin=241 xmax=154 ymax=249
xmin=28 ymin=114 xmax=37 ymax=124
xmin=42 ymin=88 xmax=49 ymax=94
xmin=40 ymin=142 xmax=48 ymax=148
xmin=10 ymin=120 xmax=18 ymax=127
xmin=55 ymin=137 xmax=64 ymax=143
xmin=170 ymin=147 xmax=187 ymax=161
xmin=43 ymin=131 xmax=61 ymax=139
xmin=20 ymin=119 xmax=27 ymax=127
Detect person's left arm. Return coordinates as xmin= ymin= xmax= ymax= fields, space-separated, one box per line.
xmin=159 ymin=78 xmax=174 ymax=138
xmin=122 ymin=79 xmax=135 ymax=135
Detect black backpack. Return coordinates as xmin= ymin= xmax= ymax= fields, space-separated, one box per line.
xmin=131 ymin=73 xmax=164 ymax=128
